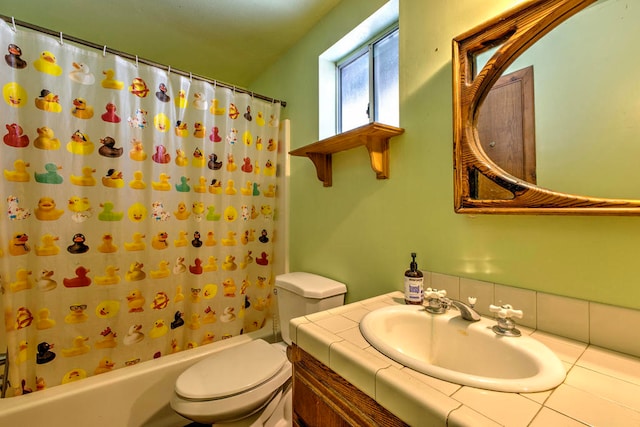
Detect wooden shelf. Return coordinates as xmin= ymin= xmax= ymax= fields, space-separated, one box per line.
xmin=289 ymin=122 xmax=405 ymax=187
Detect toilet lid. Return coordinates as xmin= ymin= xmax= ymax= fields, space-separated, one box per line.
xmin=175 ymin=339 xmax=286 ymax=400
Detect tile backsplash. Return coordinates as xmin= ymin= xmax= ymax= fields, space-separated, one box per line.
xmin=427 ymin=271 xmax=640 ymax=358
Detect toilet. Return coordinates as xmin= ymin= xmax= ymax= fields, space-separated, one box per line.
xmin=170 ymin=272 xmax=347 ymax=426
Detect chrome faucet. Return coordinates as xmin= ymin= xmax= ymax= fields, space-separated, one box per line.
xmin=449 ymin=299 xmax=481 ymax=322
xmin=423 ymin=288 xmax=481 ymax=322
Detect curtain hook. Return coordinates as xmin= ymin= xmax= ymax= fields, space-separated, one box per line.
xmin=213 ymin=80 xmax=217 ymax=89
xmin=135 ymin=55 xmax=139 ymax=68
xmin=167 ymin=65 xmax=171 ymax=75
xmin=10 ymin=17 xmax=16 ymax=32
xmin=189 ymin=72 xmax=193 ymax=82
xmin=59 ymin=32 xmax=64 ymax=45
xmin=103 ymin=45 xmax=107 ymax=57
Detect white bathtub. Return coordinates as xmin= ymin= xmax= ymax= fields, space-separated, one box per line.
xmin=0 ymin=323 xmax=275 ymax=427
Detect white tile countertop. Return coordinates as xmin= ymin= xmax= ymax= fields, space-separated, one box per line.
xmin=289 ymin=291 xmax=640 ymax=426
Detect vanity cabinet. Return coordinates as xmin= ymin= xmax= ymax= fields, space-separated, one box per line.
xmin=288 ymin=344 xmax=408 ymax=427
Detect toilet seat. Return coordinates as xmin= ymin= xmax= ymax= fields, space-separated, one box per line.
xmin=171 ymin=339 xmax=292 ymax=424
xmin=175 ymin=339 xmax=286 ymax=400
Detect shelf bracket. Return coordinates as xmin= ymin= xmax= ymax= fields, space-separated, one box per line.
xmin=364 ymin=136 xmax=389 ymax=179
xmin=307 ymin=152 xmax=332 ymax=187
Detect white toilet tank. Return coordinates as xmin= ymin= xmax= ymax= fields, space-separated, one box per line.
xmin=275 ymin=272 xmax=347 ymax=344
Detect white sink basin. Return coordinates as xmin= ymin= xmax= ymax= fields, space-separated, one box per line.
xmin=359 ymin=304 xmax=566 ymax=392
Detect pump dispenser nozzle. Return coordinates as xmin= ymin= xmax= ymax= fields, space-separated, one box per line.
xmin=410 ymin=252 xmax=418 ymax=270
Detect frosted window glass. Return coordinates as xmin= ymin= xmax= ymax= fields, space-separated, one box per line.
xmin=374 ymin=29 xmax=399 ymax=127
xmin=340 ymin=53 xmax=370 ymax=132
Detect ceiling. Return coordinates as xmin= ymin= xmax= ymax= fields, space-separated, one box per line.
xmin=1 ymin=0 xmax=344 ymax=87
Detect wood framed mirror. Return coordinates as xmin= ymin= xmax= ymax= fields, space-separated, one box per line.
xmin=452 ymin=0 xmax=640 ymax=215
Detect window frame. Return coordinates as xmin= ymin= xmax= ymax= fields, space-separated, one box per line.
xmin=336 ymin=23 xmax=399 ymax=133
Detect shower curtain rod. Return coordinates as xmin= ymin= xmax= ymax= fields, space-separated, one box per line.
xmin=0 ymin=14 xmax=287 ymax=108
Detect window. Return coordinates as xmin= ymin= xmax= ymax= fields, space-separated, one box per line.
xmin=318 ymin=0 xmax=398 ymax=139
xmin=337 ymin=26 xmax=399 ymax=133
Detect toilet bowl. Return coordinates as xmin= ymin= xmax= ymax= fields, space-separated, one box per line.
xmin=170 ymin=272 xmax=347 ymax=426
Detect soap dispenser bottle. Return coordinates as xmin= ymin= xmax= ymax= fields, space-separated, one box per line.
xmin=404 ymin=252 xmax=424 ymax=305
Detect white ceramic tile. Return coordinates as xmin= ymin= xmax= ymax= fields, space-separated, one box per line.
xmin=421 ymin=270 xmax=433 ymax=288
xmin=520 ymin=389 xmax=552 ymax=405
xmin=447 ymin=405 xmax=502 ymax=427
xmin=304 ymin=310 xmax=333 ymax=322
xmin=515 ymin=323 xmax=534 ymax=336
xmin=360 ymin=294 xmax=400 ymax=311
xmin=529 ymin=407 xmax=589 ymax=427
xmin=288 ymin=316 xmax=311 ymax=344
xmin=337 ymin=325 xmax=369 ymax=348
xmin=565 ymin=365 xmax=640 ymax=412
xmin=376 ymin=366 xmax=459 ymax=427
xmin=590 ymin=302 xmax=640 ymax=358
xmin=546 ymin=384 xmax=640 ymax=426
xmin=530 ymin=331 xmax=587 ymax=365
xmin=312 ymin=314 xmax=358 ymax=334
xmin=324 ymin=303 xmax=361 ymax=316
xmin=537 ymin=293 xmax=589 ymax=342
xmin=295 ymin=322 xmax=343 ymax=366
xmin=494 ymin=284 xmax=536 ymax=328
xmin=431 ymin=272 xmax=460 ymax=300
xmin=329 ymin=340 xmax=391 ymax=398
xmin=402 ymin=367 xmax=461 ymax=397
xmin=577 ymin=346 xmax=640 ymax=386
xmin=460 ymin=278 xmax=494 ymax=317
xmin=452 ymin=387 xmax=541 ymax=427
xmin=332 ymin=305 xmax=370 ymax=322
xmin=364 ymin=345 xmax=404 ymax=368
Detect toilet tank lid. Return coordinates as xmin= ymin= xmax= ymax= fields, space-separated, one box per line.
xmin=275 ymin=272 xmax=347 ymax=299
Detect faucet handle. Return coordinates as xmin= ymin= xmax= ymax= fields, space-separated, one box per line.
xmin=489 ymin=304 xmax=523 ymax=337
xmin=467 ymin=297 xmax=477 ymax=308
xmin=489 ymin=304 xmax=523 ymax=319
xmin=425 ymin=288 xmax=446 ymax=299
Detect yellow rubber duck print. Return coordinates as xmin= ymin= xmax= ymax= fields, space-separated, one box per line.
xmin=34 ymin=51 xmax=62 ymax=76
xmin=101 ymin=69 xmax=124 ymax=90
xmin=66 ymin=130 xmax=94 ymax=155
xmin=4 ymin=159 xmax=30 ymax=182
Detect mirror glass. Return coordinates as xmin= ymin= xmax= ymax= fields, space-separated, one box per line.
xmin=453 ymin=0 xmax=640 ymax=214
xmin=477 ymin=0 xmax=638 ymax=200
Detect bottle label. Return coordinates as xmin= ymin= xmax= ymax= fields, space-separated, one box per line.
xmin=404 ymin=276 xmax=423 ymax=303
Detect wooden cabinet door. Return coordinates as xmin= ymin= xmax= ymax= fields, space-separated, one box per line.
xmin=475 ymin=66 xmax=536 ymax=199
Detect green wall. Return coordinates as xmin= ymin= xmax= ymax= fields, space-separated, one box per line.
xmin=251 ymin=0 xmax=640 ymax=309
xmin=2 ymin=0 xmax=639 ymax=309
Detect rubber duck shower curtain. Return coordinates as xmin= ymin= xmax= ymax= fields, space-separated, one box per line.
xmin=0 ymin=20 xmax=283 ymax=396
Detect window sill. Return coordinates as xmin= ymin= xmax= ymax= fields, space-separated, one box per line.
xmin=289 ymin=122 xmax=404 ymax=187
